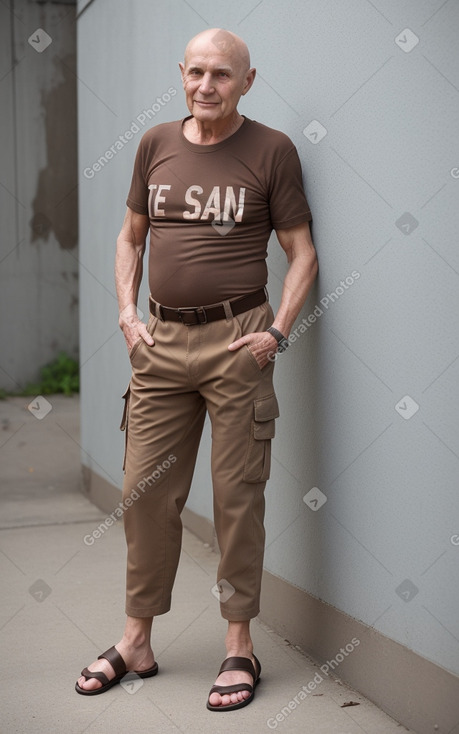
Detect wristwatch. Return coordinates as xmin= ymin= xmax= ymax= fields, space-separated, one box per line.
xmin=266 ymin=326 xmax=289 ymax=353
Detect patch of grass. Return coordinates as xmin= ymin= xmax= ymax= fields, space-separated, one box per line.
xmin=9 ymin=352 xmax=79 ymax=397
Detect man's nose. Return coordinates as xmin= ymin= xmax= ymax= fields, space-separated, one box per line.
xmin=199 ymin=72 xmax=214 ymax=94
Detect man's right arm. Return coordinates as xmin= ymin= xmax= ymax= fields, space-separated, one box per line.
xmin=115 ymin=206 xmax=153 ymax=353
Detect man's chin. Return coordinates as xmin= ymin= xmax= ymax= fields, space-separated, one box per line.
xmin=193 ymin=102 xmax=220 ymax=113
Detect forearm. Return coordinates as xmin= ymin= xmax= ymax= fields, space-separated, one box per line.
xmin=271 ymin=250 xmax=318 ymax=337
xmin=115 ymin=234 xmax=145 ymax=321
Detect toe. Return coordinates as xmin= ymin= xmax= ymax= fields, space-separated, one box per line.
xmin=77 ymin=658 xmax=115 ymax=691
xmin=77 ymin=674 xmax=102 ymax=691
xmin=233 ymin=690 xmax=249 ymax=704
xmin=208 ymin=687 xmax=251 ymax=708
xmin=208 ymin=691 xmax=223 ymax=707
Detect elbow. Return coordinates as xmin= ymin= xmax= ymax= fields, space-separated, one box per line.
xmin=116 ymin=232 xmax=146 ymax=256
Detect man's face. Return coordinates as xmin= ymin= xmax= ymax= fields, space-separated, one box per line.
xmin=179 ymin=36 xmax=254 ymax=124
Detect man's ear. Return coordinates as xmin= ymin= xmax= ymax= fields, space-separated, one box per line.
xmin=178 ymin=62 xmax=185 ymax=82
xmin=242 ymin=67 xmax=256 ymax=96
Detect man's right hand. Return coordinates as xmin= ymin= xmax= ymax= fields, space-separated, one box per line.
xmin=119 ymin=304 xmax=155 ymax=353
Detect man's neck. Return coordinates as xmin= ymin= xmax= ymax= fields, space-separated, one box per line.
xmin=183 ymin=112 xmax=244 ymax=145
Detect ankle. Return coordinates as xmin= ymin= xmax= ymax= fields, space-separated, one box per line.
xmin=122 ymin=616 xmax=153 ymax=649
xmin=225 ymin=637 xmax=253 ymax=658
xmin=122 ymin=631 xmax=148 ymax=649
xmin=225 ymin=621 xmax=253 ymax=657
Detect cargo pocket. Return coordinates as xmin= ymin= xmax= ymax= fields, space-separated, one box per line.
xmin=120 ymin=385 xmax=130 ymax=471
xmin=243 ymin=393 xmax=280 ymax=483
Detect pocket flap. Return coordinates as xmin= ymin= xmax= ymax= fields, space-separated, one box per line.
xmin=253 ymin=419 xmax=276 ymax=440
xmin=254 ymin=394 xmax=279 ymax=422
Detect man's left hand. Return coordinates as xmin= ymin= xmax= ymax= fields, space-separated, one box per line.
xmin=228 ymin=331 xmax=278 ymax=369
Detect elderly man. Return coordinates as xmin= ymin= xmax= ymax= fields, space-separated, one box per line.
xmin=76 ymin=28 xmax=317 ymax=711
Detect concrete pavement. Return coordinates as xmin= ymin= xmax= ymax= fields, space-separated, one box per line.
xmin=0 ymin=395 xmax=413 ymax=733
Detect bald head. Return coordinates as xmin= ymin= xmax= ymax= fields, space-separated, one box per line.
xmin=184 ymin=28 xmax=251 ymax=75
xmin=179 ymin=28 xmax=256 ymax=132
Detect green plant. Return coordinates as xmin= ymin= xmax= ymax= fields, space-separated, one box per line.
xmin=20 ymin=352 xmax=79 ymax=396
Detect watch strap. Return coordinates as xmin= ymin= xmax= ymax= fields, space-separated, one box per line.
xmin=266 ymin=326 xmax=289 ymax=352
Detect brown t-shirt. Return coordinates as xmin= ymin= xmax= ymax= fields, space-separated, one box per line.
xmin=126 ymin=116 xmax=312 ymax=307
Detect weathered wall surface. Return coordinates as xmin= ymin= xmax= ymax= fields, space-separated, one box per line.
xmin=0 ymin=0 xmax=78 ymax=390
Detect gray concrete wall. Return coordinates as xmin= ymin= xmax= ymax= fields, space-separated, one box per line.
xmin=0 ymin=0 xmax=78 ymax=391
xmin=77 ymin=0 xmax=459 ymax=689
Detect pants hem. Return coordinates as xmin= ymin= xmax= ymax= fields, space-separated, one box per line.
xmin=125 ymin=603 xmax=171 ymax=618
xmin=220 ymin=606 xmax=260 ymax=622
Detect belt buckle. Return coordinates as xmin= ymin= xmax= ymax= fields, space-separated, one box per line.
xmin=177 ymin=307 xmax=207 ymax=325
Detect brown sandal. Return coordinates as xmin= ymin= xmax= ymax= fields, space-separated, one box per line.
xmin=75 ymin=645 xmax=158 ymax=696
xmin=206 ymin=654 xmax=261 ymax=711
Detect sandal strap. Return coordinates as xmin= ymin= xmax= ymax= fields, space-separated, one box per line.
xmin=218 ymin=655 xmax=259 ymax=682
xmin=208 ymin=683 xmax=253 ymax=696
xmin=97 ymin=645 xmax=127 ymax=678
xmin=80 ymin=667 xmax=110 ymax=686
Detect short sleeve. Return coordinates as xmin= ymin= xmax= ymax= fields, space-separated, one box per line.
xmin=268 ymin=146 xmax=312 ymax=230
xmin=126 ymin=135 xmax=149 ymax=215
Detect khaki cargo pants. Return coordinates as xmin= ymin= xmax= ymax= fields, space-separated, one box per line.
xmin=120 ymin=299 xmax=279 ymax=621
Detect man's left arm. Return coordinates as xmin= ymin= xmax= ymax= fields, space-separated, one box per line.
xmin=228 ymin=221 xmax=318 ymax=367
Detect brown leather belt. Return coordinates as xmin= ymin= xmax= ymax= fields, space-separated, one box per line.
xmin=149 ymin=288 xmax=267 ymax=325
